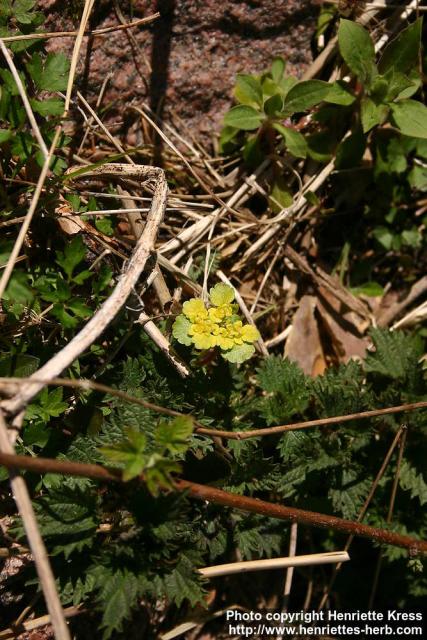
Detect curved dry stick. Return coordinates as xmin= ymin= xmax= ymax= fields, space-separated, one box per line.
xmin=0 ymin=452 xmax=425 ymax=554
xmin=1 ymin=164 xmax=168 ymax=416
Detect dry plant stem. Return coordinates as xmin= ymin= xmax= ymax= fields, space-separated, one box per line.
xmin=243 ymin=160 xmax=335 ymax=263
xmin=283 ymin=246 xmax=370 ymax=320
xmin=198 ymin=551 xmax=349 ymax=579
xmin=1 ymin=377 xmax=426 ymax=442
xmin=368 ymin=427 xmax=408 ymax=608
xmin=0 ymin=414 xmax=71 ymax=640
xmin=195 ymin=400 xmax=427 ymax=440
xmin=77 ymin=92 xmax=134 ymax=164
xmin=378 ymin=275 xmax=427 ymax=326
xmin=1 ymin=14 xmax=160 ymax=42
xmin=217 ymin=271 xmax=269 ymax=356
xmin=0 ymin=128 xmax=61 ymax=301
xmin=64 ymin=0 xmax=95 ymax=114
xmin=282 ymin=523 xmax=298 ymax=612
xmin=0 ymin=607 xmax=82 ymax=640
xmin=160 ymin=159 xmax=270 ymax=257
xmin=318 ymin=426 xmax=406 ymax=610
xmin=136 ymin=311 xmax=190 ymax=377
xmin=1 ymin=164 xmax=168 ymax=416
xmin=0 ymin=40 xmax=48 ymax=158
xmin=0 ymin=451 xmax=425 ymax=553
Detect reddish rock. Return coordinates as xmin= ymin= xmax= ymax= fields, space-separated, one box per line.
xmin=40 ymin=0 xmax=316 ymax=147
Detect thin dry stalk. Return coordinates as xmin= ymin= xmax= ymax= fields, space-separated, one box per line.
xmin=199 ymin=550 xmax=349 ymax=579
xmin=0 ymin=40 xmax=48 ymax=158
xmin=0 ymin=412 xmax=71 ymax=640
xmin=64 ymin=0 xmax=95 ymax=114
xmin=1 ymin=14 xmax=160 ymax=42
xmin=0 ymin=128 xmax=61 ymax=301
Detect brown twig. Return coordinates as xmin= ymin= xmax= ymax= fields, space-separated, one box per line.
xmin=0 ymin=14 xmax=160 ymax=42
xmin=195 ymin=400 xmax=427 ymax=440
xmin=0 ymin=451 xmax=425 ymax=554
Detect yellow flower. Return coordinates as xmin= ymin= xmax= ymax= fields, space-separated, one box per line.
xmin=182 ymin=298 xmax=208 ymax=323
xmin=188 ymin=318 xmax=218 ymax=350
xmin=208 ymin=304 xmax=234 ymax=323
xmin=215 ymin=320 xmax=260 ymax=351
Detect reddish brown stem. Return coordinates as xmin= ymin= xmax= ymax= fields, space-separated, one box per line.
xmin=0 ymin=452 xmax=425 ymax=555
xmin=196 ymin=400 xmax=427 ymax=440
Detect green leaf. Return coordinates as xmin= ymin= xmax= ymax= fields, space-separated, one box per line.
xmin=155 ymin=416 xmax=194 ymax=455
xmin=209 ymin=282 xmax=235 ymax=306
xmin=223 ymin=105 xmax=264 ymax=131
xmin=271 ymin=57 xmax=286 ymax=83
xmin=27 ymin=52 xmax=70 ymax=92
xmin=399 ymin=460 xmax=427 ymax=505
xmin=325 ymin=80 xmax=356 ymax=106
xmin=350 ymin=281 xmax=384 ymax=297
xmin=335 ymin=128 xmax=366 ymax=169
xmin=269 ymin=177 xmax=293 ymax=212
xmin=172 ymin=315 xmax=192 ymax=346
xmin=372 ymin=225 xmax=394 ymax=250
xmin=0 ymin=354 xmax=39 ymax=377
xmin=263 ymin=93 xmax=283 ymax=116
xmin=164 ymin=556 xmax=206 ymax=607
xmin=0 ymin=128 xmax=12 ymax=143
xmin=390 ymin=100 xmax=427 ymax=139
xmin=97 ymin=570 xmax=140 ymax=637
xmin=218 ymin=125 xmax=240 ymax=154
xmin=273 ymin=123 xmax=307 ymax=158
xmin=234 ymin=74 xmax=263 ymax=107
xmin=378 ymin=17 xmax=422 ymax=75
xmin=95 ymin=216 xmax=114 ymax=236
xmin=56 ymin=236 xmax=86 ymax=280
xmin=385 ymin=70 xmax=420 ymax=102
xmin=283 ymin=80 xmax=330 ymax=113
xmin=3 ymin=272 xmax=33 ymax=305
xmin=361 ymin=97 xmax=389 ymax=133
xmin=365 ymin=328 xmax=423 ymax=379
xmin=338 ymin=19 xmax=377 ymax=86
xmin=30 ymin=98 xmax=64 ymax=116
xmin=222 ymin=343 xmax=255 ymax=363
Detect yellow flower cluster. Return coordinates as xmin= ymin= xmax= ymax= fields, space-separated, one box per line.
xmin=172 ymin=284 xmax=260 ymax=362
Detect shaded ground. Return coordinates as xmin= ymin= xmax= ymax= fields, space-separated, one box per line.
xmin=41 ymin=0 xmax=316 ymax=147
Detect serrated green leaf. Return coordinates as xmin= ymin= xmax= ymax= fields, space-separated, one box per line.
xmin=155 ymin=416 xmax=194 ymax=455
xmin=27 ymin=52 xmax=69 ymax=92
xmin=283 ymin=80 xmax=330 ymax=113
xmin=338 ymin=19 xmax=377 ymax=86
xmin=30 ymin=98 xmax=64 ymax=116
xmin=390 ymin=100 xmax=427 ymax=139
xmin=223 ymin=105 xmax=264 ymax=131
xmin=399 ymin=460 xmax=427 ymax=505
xmin=56 ymin=236 xmax=86 ymax=279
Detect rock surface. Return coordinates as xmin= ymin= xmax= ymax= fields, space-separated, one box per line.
xmin=41 ymin=0 xmax=316 ymax=147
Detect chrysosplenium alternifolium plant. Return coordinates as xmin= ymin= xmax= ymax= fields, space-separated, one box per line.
xmin=172 ymin=283 xmax=260 ymax=363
